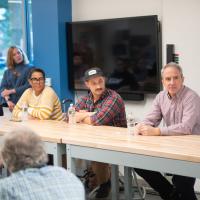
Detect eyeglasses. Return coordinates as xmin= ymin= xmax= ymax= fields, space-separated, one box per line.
xmin=30 ymin=77 xmax=45 ymax=83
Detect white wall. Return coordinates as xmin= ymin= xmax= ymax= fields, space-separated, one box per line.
xmin=72 ymin=0 xmax=162 ymax=21
xmin=163 ymin=0 xmax=200 ymax=94
xmin=72 ymin=0 xmax=200 ymax=121
xmin=72 ymin=0 xmax=162 ymax=121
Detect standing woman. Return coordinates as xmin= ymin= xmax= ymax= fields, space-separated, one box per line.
xmin=0 ymin=46 xmax=31 ymax=112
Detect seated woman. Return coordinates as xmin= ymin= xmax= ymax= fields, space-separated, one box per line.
xmin=0 ymin=46 xmax=31 ymax=112
xmin=12 ymin=68 xmax=63 ymax=120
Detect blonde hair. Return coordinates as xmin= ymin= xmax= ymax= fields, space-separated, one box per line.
xmin=6 ymin=46 xmax=29 ymax=70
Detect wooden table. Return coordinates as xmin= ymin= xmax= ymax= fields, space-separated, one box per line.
xmin=0 ymin=117 xmax=66 ymax=166
xmin=60 ymin=124 xmax=200 ymax=200
xmin=1 ymin=117 xmax=200 ymax=199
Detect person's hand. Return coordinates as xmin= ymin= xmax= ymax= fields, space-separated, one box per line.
xmin=75 ymin=111 xmax=96 ymax=123
xmin=138 ymin=124 xmax=160 ymax=136
xmin=27 ymin=114 xmax=37 ymax=120
xmin=7 ymin=100 xmax=15 ymax=112
xmin=133 ymin=123 xmax=142 ymax=135
xmin=79 ymin=110 xmax=87 ymax=113
xmin=88 ymin=112 xmax=96 ymax=116
xmin=75 ymin=112 xmax=88 ymax=123
xmin=1 ymin=89 xmax=15 ymax=97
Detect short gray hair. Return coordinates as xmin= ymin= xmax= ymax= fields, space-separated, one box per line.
xmin=161 ymin=62 xmax=183 ymax=78
xmin=1 ymin=128 xmax=48 ymax=172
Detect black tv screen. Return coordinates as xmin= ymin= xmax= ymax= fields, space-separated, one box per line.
xmin=67 ymin=15 xmax=161 ymax=100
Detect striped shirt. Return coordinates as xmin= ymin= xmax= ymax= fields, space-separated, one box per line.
xmin=12 ymin=86 xmax=63 ymax=120
xmin=143 ymin=86 xmax=200 ymax=135
xmin=75 ymin=89 xmax=127 ymax=127
xmin=0 ymin=166 xmax=85 ymax=200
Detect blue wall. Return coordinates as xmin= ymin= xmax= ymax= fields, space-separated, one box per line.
xmin=31 ymin=0 xmax=73 ymax=101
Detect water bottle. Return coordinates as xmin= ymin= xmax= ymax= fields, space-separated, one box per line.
xmin=126 ymin=112 xmax=135 ymax=135
xmin=68 ymin=103 xmax=76 ymax=125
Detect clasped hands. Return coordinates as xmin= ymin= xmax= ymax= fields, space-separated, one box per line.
xmin=1 ymin=89 xmax=15 ymax=97
xmin=75 ymin=110 xmax=96 ymax=123
xmin=134 ymin=123 xmax=161 ymax=136
xmin=1 ymin=89 xmax=16 ymax=112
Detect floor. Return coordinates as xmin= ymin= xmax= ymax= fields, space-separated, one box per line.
xmin=87 ymin=190 xmax=200 ymax=200
xmin=86 ymin=183 xmax=200 ymax=200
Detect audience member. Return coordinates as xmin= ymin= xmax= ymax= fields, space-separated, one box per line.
xmin=75 ymin=67 xmax=127 ymax=198
xmin=12 ymin=68 xmax=63 ymax=120
xmin=0 ymin=128 xmax=85 ymax=200
xmin=0 ymin=46 xmax=31 ymax=112
xmin=134 ymin=62 xmax=200 ymax=200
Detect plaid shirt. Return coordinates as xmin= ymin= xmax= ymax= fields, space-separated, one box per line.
xmin=0 ymin=166 xmax=85 ymax=200
xmin=75 ymin=89 xmax=127 ymax=127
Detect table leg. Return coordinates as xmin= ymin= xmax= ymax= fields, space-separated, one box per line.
xmin=44 ymin=142 xmax=65 ymax=166
xmin=124 ymin=166 xmax=133 ymax=200
xmin=66 ymin=144 xmax=76 ymax=173
xmin=111 ymin=165 xmax=119 ymax=200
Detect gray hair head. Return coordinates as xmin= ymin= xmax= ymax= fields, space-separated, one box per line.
xmin=1 ymin=128 xmax=48 ymax=173
xmin=161 ymin=62 xmax=183 ymax=78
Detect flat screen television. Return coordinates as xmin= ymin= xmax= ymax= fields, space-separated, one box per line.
xmin=66 ymin=15 xmax=161 ymax=100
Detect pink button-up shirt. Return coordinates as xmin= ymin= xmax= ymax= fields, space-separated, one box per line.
xmin=143 ymin=86 xmax=200 ymax=135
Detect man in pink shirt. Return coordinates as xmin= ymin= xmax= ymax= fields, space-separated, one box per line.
xmin=135 ymin=62 xmax=200 ymax=200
